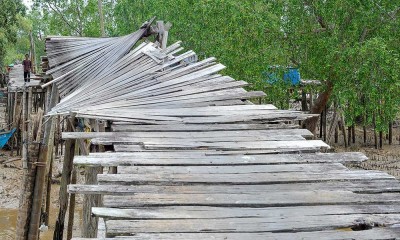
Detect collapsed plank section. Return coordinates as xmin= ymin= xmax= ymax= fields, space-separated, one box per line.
xmin=43 ymin=22 xmax=400 ymax=239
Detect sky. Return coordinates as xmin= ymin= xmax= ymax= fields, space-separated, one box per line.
xmin=22 ymin=0 xmax=33 ymax=10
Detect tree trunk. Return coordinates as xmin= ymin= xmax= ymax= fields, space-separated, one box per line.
xmin=302 ymin=81 xmax=334 ymax=134
xmin=98 ymin=0 xmax=105 ymax=37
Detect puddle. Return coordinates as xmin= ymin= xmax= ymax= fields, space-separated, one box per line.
xmin=0 ymin=209 xmax=16 ymax=240
xmin=0 ymin=208 xmax=54 ymax=240
xmin=0 ymin=206 xmax=82 ymax=239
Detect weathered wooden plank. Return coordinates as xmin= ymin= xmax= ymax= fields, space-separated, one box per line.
xmin=73 ymin=152 xmax=368 ymax=166
xmin=115 ymin=163 xmax=348 ymax=175
xmin=102 ymin=190 xmax=400 ymax=208
xmin=71 ymin=227 xmax=400 ymax=240
xmin=92 ymin=135 xmax=307 ymax=145
xmin=113 ymin=145 xmax=320 ymax=153
xmin=92 ymin=204 xmax=400 ymax=219
xmin=68 ymin=179 xmax=400 ymax=195
xmin=62 ymin=129 xmax=314 ymax=139
xmin=104 ymin=214 xmax=400 ymax=236
xmin=97 ymin=170 xmax=393 ymax=185
xmin=88 ymin=135 xmax=306 ymax=145
xmin=112 ymin=140 xmax=329 ymax=151
xmin=111 ymin=123 xmax=299 ymax=132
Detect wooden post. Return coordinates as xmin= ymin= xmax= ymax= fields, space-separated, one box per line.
xmin=373 ymin=114 xmax=378 ymax=149
xmin=323 ymin=105 xmax=327 ymax=142
xmin=28 ymin=85 xmax=58 ymax=240
xmin=16 ymin=88 xmax=38 ymax=240
xmin=44 ymin=147 xmax=53 ymax=226
xmin=301 ymin=89 xmax=308 ymax=111
xmin=82 ymin=120 xmax=103 ymax=237
xmin=53 ymin=117 xmax=76 ymax=240
xmin=67 ymin=147 xmax=78 ymax=240
xmin=319 ymin=112 xmax=323 ymax=138
xmin=82 ymin=166 xmax=103 ymax=237
xmin=55 ymin=115 xmax=60 ymax=156
xmin=327 ymin=107 xmax=337 ymax=144
xmin=22 ymin=88 xmax=28 ymax=168
xmin=340 ymin=113 xmax=348 ymax=148
xmin=15 ymin=167 xmax=36 ymax=239
xmin=7 ymin=91 xmax=11 ymax=128
xmin=27 ymin=87 xmax=32 ymax=151
xmin=334 ymin=125 xmax=338 ymax=143
xmin=347 ymin=126 xmax=351 ymax=146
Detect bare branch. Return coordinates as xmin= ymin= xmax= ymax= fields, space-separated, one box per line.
xmin=75 ymin=0 xmax=84 ymax=35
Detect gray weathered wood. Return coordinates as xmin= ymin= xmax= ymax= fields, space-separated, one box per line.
xmin=104 ymin=214 xmax=400 ymax=236
xmin=70 ymin=228 xmax=400 ymax=240
xmin=68 ymin=179 xmax=400 ymax=195
xmin=73 ymin=152 xmax=368 ymax=166
xmin=92 ymin=204 xmax=400 ymax=219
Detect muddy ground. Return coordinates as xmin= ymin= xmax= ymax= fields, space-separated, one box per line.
xmin=0 ymin=152 xmax=84 ymax=240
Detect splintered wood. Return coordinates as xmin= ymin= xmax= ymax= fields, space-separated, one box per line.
xmin=43 ymin=20 xmax=400 ymax=239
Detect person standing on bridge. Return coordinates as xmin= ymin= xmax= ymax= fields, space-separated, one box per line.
xmin=22 ymin=54 xmax=32 ymax=83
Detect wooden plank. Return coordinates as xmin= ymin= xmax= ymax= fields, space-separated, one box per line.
xmin=113 ymin=145 xmax=320 ymax=153
xmin=111 ymin=123 xmax=299 ymax=132
xmin=97 ymin=170 xmax=395 ymax=186
xmin=68 ymin=179 xmax=400 ymax=195
xmin=73 ymin=152 xmax=368 ymax=167
xmin=102 ymin=190 xmax=400 ymax=208
xmin=115 ymin=163 xmax=348 ymax=174
xmin=71 ymin=228 xmax=400 ymax=240
xmin=112 ymin=140 xmax=329 ymax=151
xmin=62 ymin=129 xmax=314 ymax=139
xmin=92 ymin=204 xmax=400 ymax=219
xmin=104 ymin=214 xmax=400 ymax=236
xmin=91 ymin=135 xmax=306 ymax=145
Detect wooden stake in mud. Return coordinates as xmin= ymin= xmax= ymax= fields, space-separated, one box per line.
xmin=53 ymin=117 xmax=76 ymax=240
xmin=67 ymin=142 xmax=79 ymax=240
xmin=373 ymin=114 xmax=378 ymax=149
xmin=28 ymin=85 xmax=58 ymax=240
xmin=44 ymin=146 xmax=53 ymax=226
xmin=347 ymin=126 xmax=351 ymax=147
xmin=22 ymin=88 xmax=27 ymax=168
xmin=82 ymin=120 xmax=103 ymax=237
xmin=16 ymin=87 xmax=37 ymax=240
xmin=340 ymin=113 xmax=348 ymax=148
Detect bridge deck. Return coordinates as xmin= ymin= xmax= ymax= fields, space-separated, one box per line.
xmin=68 ymin=123 xmax=400 ymax=239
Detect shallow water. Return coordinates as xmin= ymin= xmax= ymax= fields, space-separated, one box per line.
xmin=0 ymin=208 xmax=60 ymax=240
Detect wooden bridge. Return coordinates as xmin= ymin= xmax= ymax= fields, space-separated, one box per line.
xmin=41 ymin=20 xmax=400 ymax=239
